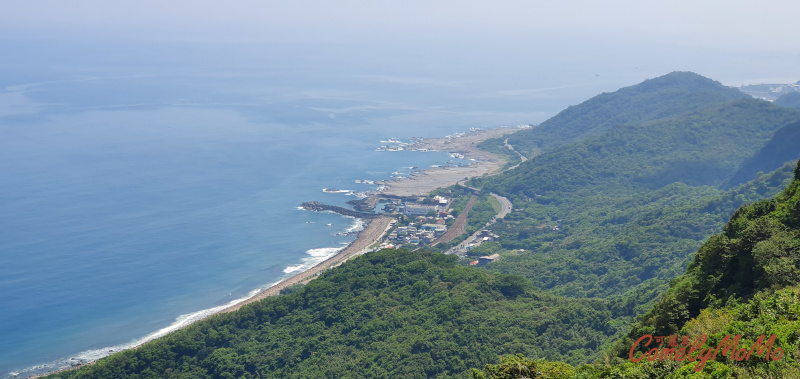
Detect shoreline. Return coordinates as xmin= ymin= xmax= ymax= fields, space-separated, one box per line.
xmin=224 ymin=128 xmax=525 ymax=312
xmin=24 ymin=126 xmax=518 ymax=379
xmin=25 ymin=216 xmax=395 ymax=379
xmin=377 ymin=127 xmax=524 ymax=197
xmin=220 ymin=215 xmax=394 ymax=313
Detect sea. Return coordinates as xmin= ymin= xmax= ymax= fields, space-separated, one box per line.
xmin=2 ymin=39 xmax=793 ymax=377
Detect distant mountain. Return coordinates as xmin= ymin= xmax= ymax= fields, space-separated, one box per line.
xmin=506 ymin=71 xmax=748 ymax=156
xmin=775 ymin=91 xmax=800 ymax=108
xmin=724 ymin=120 xmax=800 ymax=188
xmin=739 ymin=82 xmax=800 ymax=102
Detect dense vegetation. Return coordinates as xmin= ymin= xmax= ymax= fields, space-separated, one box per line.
xmin=475 ymin=137 xmax=523 ymax=170
xmin=474 ymin=161 xmax=800 ymax=378
xmin=470 ymin=80 xmax=799 ymax=302
xmin=477 ymin=165 xmax=793 ymax=298
xmin=725 ymin=121 xmax=800 ymax=188
xmin=51 ymin=250 xmax=629 ymax=378
xmin=46 ymin=72 xmax=800 ymax=378
xmin=502 ymin=72 xmax=748 ymax=157
xmin=624 ymin=167 xmax=800 ymax=340
xmin=775 ymin=91 xmax=800 ymax=109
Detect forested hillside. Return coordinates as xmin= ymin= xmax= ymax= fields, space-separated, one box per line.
xmin=480 ymin=165 xmax=793 ymax=300
xmin=472 ymin=81 xmax=799 ymax=302
xmin=484 ymin=98 xmax=799 ymax=195
xmin=50 ymin=250 xmax=628 ymax=378
xmin=725 ymin=121 xmax=800 ymax=188
xmin=623 ymin=162 xmax=800 ymax=341
xmin=474 ymin=160 xmax=800 ymax=378
xmin=775 ymin=92 xmax=800 ymax=109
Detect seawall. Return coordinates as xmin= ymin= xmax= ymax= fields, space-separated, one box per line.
xmin=301 ymin=201 xmax=382 ymax=219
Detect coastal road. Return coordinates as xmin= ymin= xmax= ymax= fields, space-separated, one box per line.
xmin=503 ymin=138 xmax=528 ymax=162
xmin=492 ymin=193 xmax=512 ymax=219
xmin=504 ymin=138 xmax=536 ymax=170
xmin=504 ymin=138 xmax=527 ymax=169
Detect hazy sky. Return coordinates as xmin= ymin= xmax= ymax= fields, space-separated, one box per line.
xmin=2 ymin=1 xmax=799 ymax=106
xmin=3 ymin=1 xmax=799 ymax=49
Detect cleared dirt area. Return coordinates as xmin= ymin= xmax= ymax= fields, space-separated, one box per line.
xmin=432 ymin=195 xmax=477 ymax=245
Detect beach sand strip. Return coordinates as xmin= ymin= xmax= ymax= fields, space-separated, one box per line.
xmin=221 ymin=216 xmax=394 ymax=313
xmin=378 ymin=127 xmax=524 ymax=197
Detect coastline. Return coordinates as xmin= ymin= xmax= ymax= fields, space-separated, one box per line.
xmin=25 ymin=127 xmax=518 ymax=379
xmin=220 ymin=216 xmax=394 ymax=313
xmin=225 ymin=128 xmax=525 ymax=311
xmin=377 ymin=127 xmax=523 ymax=197
xmin=25 ymin=217 xmax=395 ymax=379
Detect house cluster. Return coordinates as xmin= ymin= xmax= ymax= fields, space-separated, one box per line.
xmin=466 ymin=230 xmax=502 ymax=266
xmin=464 ymin=229 xmax=500 ymax=252
xmin=386 ymin=223 xmax=448 ymax=246
xmin=382 ymin=195 xmax=450 ymax=217
xmin=374 ymin=195 xmax=455 ymax=250
xmin=470 ymin=253 xmax=500 ymax=267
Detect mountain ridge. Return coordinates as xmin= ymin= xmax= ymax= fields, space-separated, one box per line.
xmin=505 ymin=71 xmax=748 ymax=156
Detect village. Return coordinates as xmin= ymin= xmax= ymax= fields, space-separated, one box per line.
xmin=372 ymin=194 xmax=452 ymax=249
xmin=302 ymin=186 xmax=505 ymax=268
xmin=368 ymin=192 xmax=502 ymax=267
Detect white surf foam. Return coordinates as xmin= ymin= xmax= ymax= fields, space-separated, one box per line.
xmin=345 ymin=218 xmax=366 ymax=234
xmin=11 ymin=279 xmax=285 ymax=378
xmin=345 ymin=191 xmax=368 ymax=198
xmin=283 ymin=264 xmax=305 ymax=274
xmin=307 ymin=246 xmax=343 ymax=258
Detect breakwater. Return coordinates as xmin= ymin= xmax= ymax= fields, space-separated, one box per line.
xmin=301 ymin=201 xmax=382 ymax=219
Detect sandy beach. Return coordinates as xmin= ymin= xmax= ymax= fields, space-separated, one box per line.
xmin=221 ymin=216 xmax=395 ymax=313
xmin=378 ymin=127 xmax=524 ymax=197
